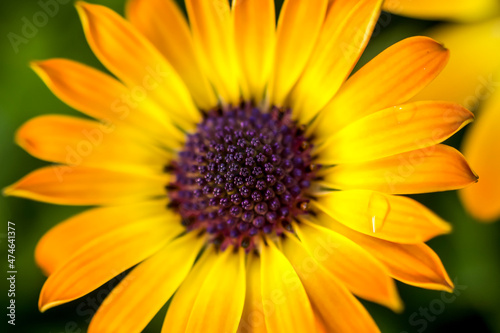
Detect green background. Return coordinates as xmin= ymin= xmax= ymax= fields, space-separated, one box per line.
xmin=1 ymin=0 xmax=499 ymax=332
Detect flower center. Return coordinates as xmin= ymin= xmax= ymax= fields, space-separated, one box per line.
xmin=168 ymin=105 xmax=317 ymax=251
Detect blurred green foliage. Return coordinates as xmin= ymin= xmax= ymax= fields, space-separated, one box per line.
xmin=0 ymin=1 xmax=499 ymax=332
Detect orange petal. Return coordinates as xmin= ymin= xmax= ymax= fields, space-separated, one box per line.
xmin=31 ymin=59 xmax=185 ymax=146
xmin=185 ymin=247 xmax=246 ymax=332
xmin=320 ymin=144 xmax=478 ymax=194
xmin=76 ymin=1 xmax=200 ymax=129
xmin=314 ymin=190 xmax=452 ymax=243
xmin=35 ymin=200 xmax=170 ymax=276
xmin=238 ymin=253 xmax=268 ymax=333
xmin=259 ymin=238 xmax=317 ymax=332
xmin=3 ymin=166 xmax=167 ymax=206
xmin=126 ymin=0 xmax=217 ymax=109
xmin=162 ymin=247 xmax=218 ymax=332
xmin=315 ymin=101 xmax=474 ymax=164
xmin=461 ymin=89 xmax=500 ymax=221
xmin=88 ymin=232 xmax=205 ymax=333
xmin=295 ymin=221 xmax=402 ymax=311
xmin=383 ymin=0 xmax=500 ymax=22
xmin=16 ymin=115 xmax=172 ymax=174
xmin=317 ymin=213 xmax=454 ymax=292
xmin=282 ymin=235 xmax=381 ymax=333
xmin=310 ymin=36 xmax=449 ymax=140
xmin=412 ymin=19 xmax=500 ymax=107
xmin=268 ymin=0 xmax=328 ymax=106
xmin=291 ymin=0 xmax=382 ymax=124
xmin=185 ymin=0 xmax=243 ymax=105
xmin=233 ymin=0 xmax=276 ymax=103
xmin=38 ymin=214 xmax=183 ymax=312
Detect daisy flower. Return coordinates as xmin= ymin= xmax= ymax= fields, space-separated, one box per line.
xmin=4 ymin=0 xmax=479 ymax=331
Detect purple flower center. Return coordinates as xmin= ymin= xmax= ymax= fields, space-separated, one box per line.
xmin=168 ymin=105 xmax=317 ymax=250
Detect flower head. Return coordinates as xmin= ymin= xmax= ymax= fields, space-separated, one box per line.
xmin=4 ymin=0 xmax=478 ymax=331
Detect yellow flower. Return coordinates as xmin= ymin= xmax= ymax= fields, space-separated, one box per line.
xmin=385 ymin=2 xmax=500 ymax=222
xmin=4 ymin=0 xmax=478 ymax=331
xmin=383 ymin=0 xmax=500 ymax=22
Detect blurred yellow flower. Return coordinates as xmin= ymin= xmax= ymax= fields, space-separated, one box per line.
xmin=3 ymin=0 xmax=479 ymax=331
xmin=383 ymin=0 xmax=500 ymax=22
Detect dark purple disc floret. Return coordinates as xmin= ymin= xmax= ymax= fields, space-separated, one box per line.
xmin=167 ymin=105 xmax=318 ymax=250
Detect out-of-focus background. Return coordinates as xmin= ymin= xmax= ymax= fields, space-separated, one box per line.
xmin=1 ymin=0 xmax=499 ymax=332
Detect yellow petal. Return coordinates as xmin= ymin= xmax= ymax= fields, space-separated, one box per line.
xmin=317 ymin=213 xmax=454 ymax=292
xmin=233 ymin=0 xmax=275 ymax=103
xmin=35 ymin=200 xmax=170 ymax=276
xmin=282 ymin=235 xmax=381 ymax=333
xmin=162 ymin=246 xmax=217 ymax=332
xmin=185 ymin=247 xmax=246 ymax=332
xmin=185 ymin=0 xmax=243 ymax=105
xmin=295 ymin=221 xmax=402 ymax=311
xmin=315 ymin=101 xmax=474 ymax=164
xmin=461 ymin=89 xmax=500 ymax=221
xmin=310 ymin=36 xmax=449 ymax=140
xmin=3 ymin=166 xmax=167 ymax=206
xmin=38 ymin=214 xmax=183 ymax=312
xmin=76 ymin=1 xmax=200 ymax=129
xmin=31 ymin=59 xmax=185 ymax=146
xmin=383 ymin=0 xmax=500 ymax=22
xmin=88 ymin=232 xmax=205 ymax=333
xmin=268 ymin=0 xmax=328 ymax=107
xmin=259 ymin=238 xmax=316 ymax=332
xmin=16 ymin=115 xmax=172 ymax=175
xmin=314 ymin=190 xmax=452 ymax=243
xmin=238 ymin=253 xmax=267 ymax=333
xmin=413 ymin=18 xmax=500 ymax=108
xmin=291 ymin=0 xmax=382 ymax=124
xmin=320 ymin=144 xmax=478 ymax=194
xmin=126 ymin=0 xmax=217 ymax=110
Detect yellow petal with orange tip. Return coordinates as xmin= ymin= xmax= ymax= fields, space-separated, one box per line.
xmin=185 ymin=0 xmax=243 ymax=105
xmin=291 ymin=0 xmax=382 ymax=124
xmin=233 ymin=0 xmax=276 ymax=104
xmin=383 ymin=0 xmax=500 ymax=23
xmin=75 ymin=1 xmax=200 ymax=129
xmin=3 ymin=166 xmax=168 ymax=206
xmin=320 ymin=144 xmax=478 ymax=194
xmin=259 ymin=237 xmax=317 ymax=333
xmin=15 ymin=115 xmax=172 ymax=175
xmin=238 ymin=253 xmax=268 ymax=333
xmin=313 ymin=190 xmax=452 ymax=243
xmin=282 ymin=235 xmax=381 ymax=333
xmin=162 ymin=246 xmax=218 ymax=332
xmin=126 ymin=0 xmax=217 ymax=110
xmin=38 ymin=215 xmax=183 ymax=312
xmin=88 ymin=232 xmax=205 ymax=333
xmin=35 ymin=200 xmax=171 ymax=276
xmin=295 ymin=220 xmax=402 ymax=311
xmin=268 ymin=0 xmax=328 ymax=107
xmin=30 ymin=59 xmax=185 ymax=146
xmin=310 ymin=36 xmax=449 ymax=140
xmin=314 ymin=101 xmax=474 ymax=165
xmin=185 ymin=247 xmax=246 ymax=333
xmin=315 ymin=212 xmax=454 ymax=292
xmin=412 ymin=18 xmax=500 ymax=108
xmin=461 ymin=89 xmax=500 ymax=222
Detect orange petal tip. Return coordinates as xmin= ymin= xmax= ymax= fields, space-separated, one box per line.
xmin=2 ymin=185 xmax=16 ymax=197
xmin=38 ymin=286 xmax=65 ymax=313
xmin=389 ymin=294 xmax=404 ymax=314
xmin=38 ymin=299 xmax=59 ymax=313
